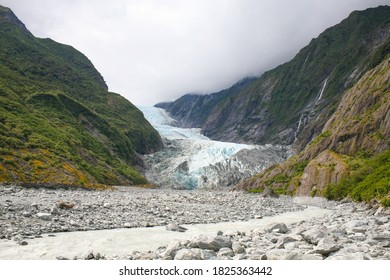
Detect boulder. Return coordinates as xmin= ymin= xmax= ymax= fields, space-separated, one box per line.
xmin=312 ymin=236 xmax=341 ymax=256
xmin=166 ymin=223 xmax=188 ymax=232
xmin=232 ymin=241 xmax=245 ymax=254
xmin=262 ymin=188 xmax=279 ymax=198
xmin=326 ymin=252 xmax=371 ymax=260
xmin=266 ymin=249 xmax=322 ymax=260
xmin=217 ymin=248 xmax=234 ymax=258
xmin=301 ymin=226 xmax=328 ymax=245
xmin=189 ymin=235 xmax=232 ymax=251
xmin=268 ymin=223 xmax=289 ymax=234
xmin=174 ymin=249 xmax=203 ymax=260
xmin=162 ymin=240 xmax=186 ymax=258
xmin=36 ymin=213 xmax=52 ymax=221
xmin=275 ymin=235 xmax=302 ymax=249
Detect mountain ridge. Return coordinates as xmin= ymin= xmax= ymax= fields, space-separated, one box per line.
xmin=157 ymin=6 xmax=390 ymax=151
xmin=235 ymin=55 xmax=389 ymax=205
xmin=0 ymin=5 xmax=163 ymax=187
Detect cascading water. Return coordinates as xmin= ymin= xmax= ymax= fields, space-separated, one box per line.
xmin=294 ymin=77 xmax=329 ymax=141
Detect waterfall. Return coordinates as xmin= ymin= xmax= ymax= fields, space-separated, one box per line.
xmin=315 ymin=77 xmax=328 ymax=105
xmin=294 ymin=77 xmax=329 ymax=141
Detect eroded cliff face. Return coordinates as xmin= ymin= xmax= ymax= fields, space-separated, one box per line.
xmin=235 ymin=56 xmax=389 ymax=197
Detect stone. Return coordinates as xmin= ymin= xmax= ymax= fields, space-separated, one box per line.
xmin=36 ymin=213 xmax=52 ymax=221
xmin=217 ymin=248 xmax=234 ymax=258
xmin=326 ymin=252 xmax=371 ymax=260
xmin=266 ymin=249 xmax=322 ymax=260
xmin=372 ymin=233 xmax=390 ymax=241
xmin=57 ymin=201 xmax=75 ymax=209
xmin=174 ymin=249 xmax=203 ymax=260
xmin=301 ymin=226 xmax=327 ymax=245
xmin=275 ymin=235 xmax=301 ymax=249
xmin=268 ymin=223 xmax=289 ymax=234
xmin=22 ymin=211 xmax=32 ymax=217
xmin=190 ymin=235 xmax=232 ymax=251
xmin=50 ymin=205 xmax=59 ymax=215
xmin=232 ymin=242 xmax=245 ymax=254
xmin=56 ymin=256 xmax=70 ymax=260
xmin=201 ymin=250 xmax=217 ymax=260
xmin=312 ymin=237 xmax=341 ymax=256
xmin=166 ymin=223 xmax=188 ymax=232
xmin=135 ymin=252 xmax=157 ymax=260
xmin=345 ymin=219 xmax=368 ymax=228
xmin=163 ymin=240 xmax=185 ymax=258
xmin=262 ymin=188 xmax=279 ymax=198
xmin=349 ymin=233 xmax=366 ymax=241
xmin=19 ymin=240 xmax=28 ymax=246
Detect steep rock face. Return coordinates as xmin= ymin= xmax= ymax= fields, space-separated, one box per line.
xmin=235 ymin=55 xmax=389 ymax=199
xmin=158 ymin=6 xmax=390 ymax=150
xmin=156 ymin=78 xmax=256 ymax=128
xmin=297 ymin=150 xmax=349 ymax=196
xmin=0 ymin=5 xmax=163 ymax=187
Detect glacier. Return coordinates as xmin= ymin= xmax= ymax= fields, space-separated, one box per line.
xmin=139 ymin=106 xmax=292 ymax=189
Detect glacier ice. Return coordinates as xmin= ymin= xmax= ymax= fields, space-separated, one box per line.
xmin=139 ymin=106 xmax=291 ymax=189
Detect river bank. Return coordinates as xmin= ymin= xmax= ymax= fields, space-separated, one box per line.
xmin=0 ymin=186 xmax=388 ymax=260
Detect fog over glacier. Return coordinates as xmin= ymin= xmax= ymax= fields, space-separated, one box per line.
xmin=139 ymin=106 xmax=291 ymax=189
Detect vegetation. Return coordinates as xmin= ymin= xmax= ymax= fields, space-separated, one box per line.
xmin=160 ymin=6 xmax=390 ymax=149
xmin=239 ymin=38 xmax=390 ymax=207
xmin=324 ymin=148 xmax=390 ymax=204
xmin=0 ymin=6 xmax=162 ymax=187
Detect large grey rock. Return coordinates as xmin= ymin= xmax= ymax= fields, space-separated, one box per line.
xmin=190 ymin=235 xmax=232 ymax=251
xmin=36 ymin=213 xmax=52 ymax=221
xmin=372 ymin=233 xmax=390 ymax=241
xmin=344 ymin=219 xmax=369 ymax=234
xmin=266 ymin=249 xmax=322 ymax=260
xmin=217 ymin=248 xmax=234 ymax=258
xmin=326 ymin=252 xmax=371 ymax=260
xmin=301 ymin=226 xmax=328 ymax=245
xmin=174 ymin=249 xmax=203 ymax=260
xmin=275 ymin=235 xmax=302 ymax=249
xmin=162 ymin=240 xmax=186 ymax=258
xmin=166 ymin=223 xmax=188 ymax=232
xmin=268 ymin=223 xmax=289 ymax=234
xmin=232 ymin=241 xmax=245 ymax=254
xmin=262 ymin=188 xmax=279 ymax=198
xmin=312 ymin=237 xmax=341 ymax=256
xmin=201 ymin=250 xmax=217 ymax=260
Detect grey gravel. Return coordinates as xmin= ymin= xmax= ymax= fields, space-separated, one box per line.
xmin=1 ymin=185 xmax=389 ymax=260
xmin=0 ymin=185 xmax=303 ymax=241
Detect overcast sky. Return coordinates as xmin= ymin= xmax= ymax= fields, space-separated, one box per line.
xmin=1 ymin=0 xmax=389 ymax=105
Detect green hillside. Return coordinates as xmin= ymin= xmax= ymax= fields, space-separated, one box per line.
xmin=0 ymin=6 xmax=162 ymax=187
xmin=160 ymin=6 xmax=390 ymax=151
xmin=236 ymin=56 xmax=389 ymax=206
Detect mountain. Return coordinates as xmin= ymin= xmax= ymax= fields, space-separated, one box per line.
xmin=157 ymin=6 xmax=390 ymax=152
xmin=0 ymin=6 xmax=163 ymax=187
xmin=235 ymin=55 xmax=389 ymax=205
xmin=156 ymin=77 xmax=256 ymax=128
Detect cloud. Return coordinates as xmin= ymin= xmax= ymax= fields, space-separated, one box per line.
xmin=1 ymin=0 xmax=389 ymax=105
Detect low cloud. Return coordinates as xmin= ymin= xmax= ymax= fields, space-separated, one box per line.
xmin=2 ymin=0 xmax=388 ymax=105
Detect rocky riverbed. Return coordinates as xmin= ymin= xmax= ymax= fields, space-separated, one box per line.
xmin=0 ymin=185 xmax=303 ymax=241
xmin=0 ymin=186 xmax=389 ymax=260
